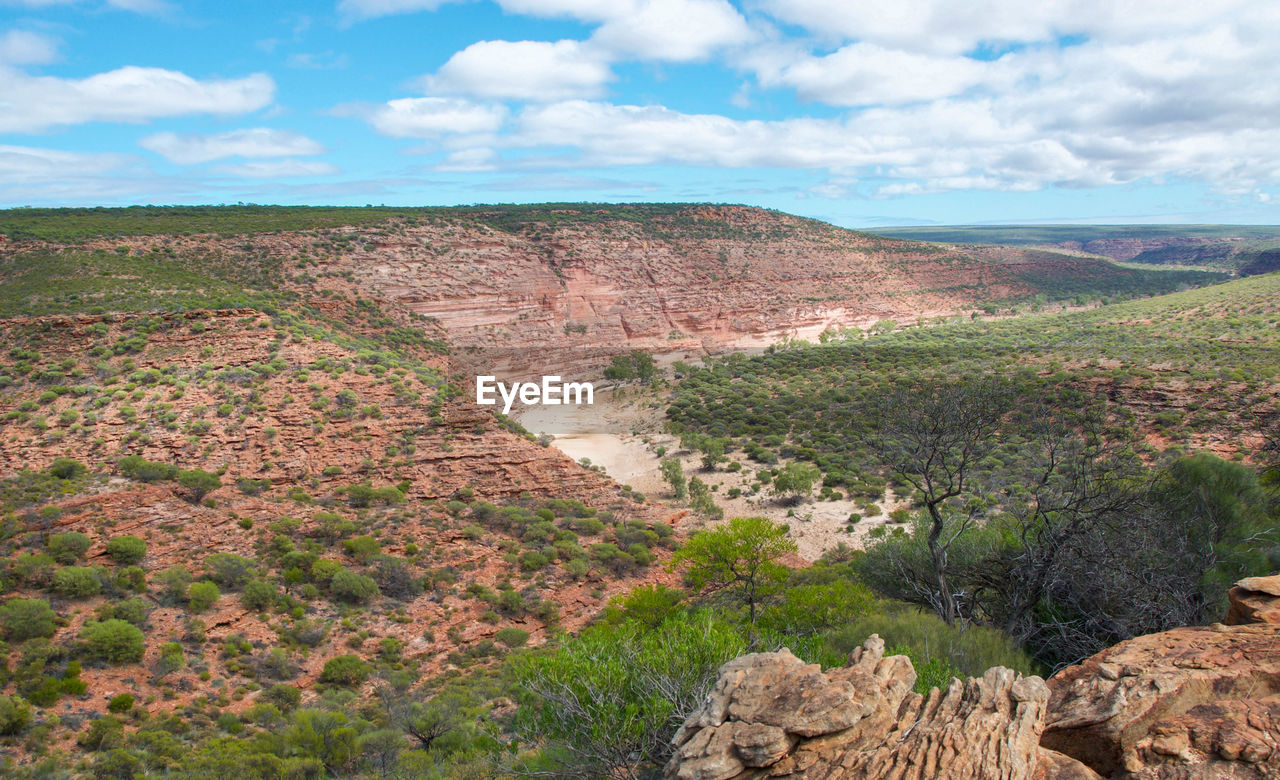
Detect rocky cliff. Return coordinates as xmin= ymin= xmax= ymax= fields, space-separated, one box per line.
xmin=6 ymin=205 xmax=1141 ymax=377
xmin=666 ymin=576 xmax=1280 ymax=780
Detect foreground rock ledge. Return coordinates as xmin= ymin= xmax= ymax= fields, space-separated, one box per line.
xmin=665 ymin=635 xmax=1051 ymax=780
xmin=665 ymin=575 xmax=1280 ymax=780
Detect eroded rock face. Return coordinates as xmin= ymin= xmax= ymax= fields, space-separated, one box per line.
xmin=1041 ymin=575 xmax=1280 ymax=779
xmin=665 ymin=636 xmax=1050 ymax=780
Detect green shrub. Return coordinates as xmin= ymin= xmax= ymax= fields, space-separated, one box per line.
xmin=0 ymin=695 xmax=32 ymax=735
xmin=176 ymin=469 xmax=221 ymax=503
xmin=48 ymin=531 xmax=91 ymax=564
xmin=106 ymin=596 xmax=149 ymax=626
xmin=114 ymin=566 xmax=147 ymax=593
xmin=105 ymin=535 xmax=146 ymax=565
xmin=48 ymin=458 xmax=88 ymax=480
xmin=156 ymin=642 xmax=184 ymax=677
xmin=116 ymin=455 xmax=177 ymax=482
xmin=240 ymin=580 xmax=278 ymax=611
xmin=204 ymin=553 xmax=256 ymax=589
xmin=495 ymin=627 xmax=530 ymax=647
xmin=318 ymin=655 xmax=369 ymax=686
xmin=52 ymin=566 xmax=101 ymax=598
xmin=106 ymin=693 xmax=134 ymax=713
xmin=80 ymin=619 xmax=145 ymax=664
xmin=0 ymin=598 xmax=57 ymax=641
xmin=329 ymin=569 xmax=379 ymax=603
xmin=342 ymin=535 xmax=381 ymax=563
xmin=825 ymin=608 xmax=1036 ymax=679
xmin=187 ymin=581 xmax=221 ymax=613
xmin=262 ymin=684 xmax=301 ymax=711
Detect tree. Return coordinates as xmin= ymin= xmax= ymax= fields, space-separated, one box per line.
xmin=330 ymin=569 xmax=380 ymax=603
xmin=52 ymin=566 xmax=101 ymax=598
xmin=48 ymin=531 xmax=91 ymax=564
xmin=865 ymin=376 xmax=1012 ymax=626
xmin=770 ymin=461 xmax=820 ymax=505
xmin=0 ymin=598 xmax=57 ymax=641
xmin=319 ymin=655 xmax=370 ymax=686
xmin=176 ymin=469 xmax=221 ymax=503
xmin=187 ymin=581 xmax=221 ymax=613
xmin=0 ymin=695 xmax=32 ymax=735
xmin=671 ymin=516 xmax=796 ymax=640
xmin=660 ymin=458 xmax=687 ymax=500
xmin=80 ymin=619 xmax=145 ymax=664
xmin=509 ymin=613 xmax=745 ymax=780
xmin=105 ymin=535 xmax=146 ymax=565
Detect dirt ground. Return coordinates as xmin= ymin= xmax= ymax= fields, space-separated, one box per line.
xmin=515 ymin=385 xmax=910 ymax=561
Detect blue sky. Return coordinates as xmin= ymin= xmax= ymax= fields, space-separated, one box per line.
xmin=1 ymin=0 xmax=1278 ymax=227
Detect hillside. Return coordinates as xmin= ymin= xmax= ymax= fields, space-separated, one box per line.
xmin=870 ymin=223 xmax=1280 ymax=273
xmin=0 ymin=204 xmax=1262 ymax=777
xmin=0 ymin=205 xmax=1223 ymax=376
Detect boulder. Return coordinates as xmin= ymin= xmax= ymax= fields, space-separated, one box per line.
xmin=666 ymin=635 xmax=1049 ymax=780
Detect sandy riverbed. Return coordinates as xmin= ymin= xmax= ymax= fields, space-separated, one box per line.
xmin=514 ymin=385 xmax=910 ymax=562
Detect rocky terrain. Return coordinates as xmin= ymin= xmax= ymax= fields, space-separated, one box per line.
xmin=665 ymin=575 xmax=1280 ymax=780
xmin=2 ymin=205 xmax=1210 ymax=378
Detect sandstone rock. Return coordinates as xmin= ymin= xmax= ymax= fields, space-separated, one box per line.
xmin=1033 ymin=749 xmax=1103 ymax=780
xmin=1041 ymin=623 xmax=1280 ymax=778
xmin=1225 ymin=575 xmax=1280 ymax=625
xmin=666 ymin=636 xmax=1050 ymax=780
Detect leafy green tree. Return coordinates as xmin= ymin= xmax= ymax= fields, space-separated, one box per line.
xmin=330 ymin=569 xmax=379 ymax=603
xmin=105 ymin=535 xmax=146 ymax=565
xmin=240 ymin=580 xmax=279 ymax=611
xmin=187 ymin=581 xmax=221 ymax=613
xmin=47 ymin=531 xmax=91 ymax=564
xmin=671 ymin=516 xmax=796 ymax=639
xmin=284 ymin=709 xmax=362 ymax=775
xmin=176 ymin=469 xmax=221 ymax=503
xmin=770 ymin=461 xmax=820 ymax=505
xmin=48 ymin=458 xmax=87 ymax=480
xmin=80 ymin=619 xmax=145 ymax=664
xmin=319 ymin=655 xmax=369 ymax=686
xmin=52 ymin=566 xmax=101 ymax=598
xmin=0 ymin=695 xmax=32 ymax=735
xmin=204 ymin=552 xmax=256 ymax=589
xmin=509 ymin=613 xmax=745 ymax=779
xmin=660 ymin=457 xmax=687 ymax=499
xmin=0 ymin=598 xmax=56 ymax=641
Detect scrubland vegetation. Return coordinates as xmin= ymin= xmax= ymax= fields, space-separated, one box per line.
xmin=0 ymin=206 xmax=1274 ymax=778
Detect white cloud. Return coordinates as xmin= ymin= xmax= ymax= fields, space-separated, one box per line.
xmin=756 ymin=43 xmax=998 ymax=106
xmin=213 ymin=160 xmax=339 ymax=178
xmin=0 ymin=30 xmax=59 ymax=65
xmin=424 ymin=39 xmax=611 ymax=101
xmin=0 ymin=65 xmax=275 ymax=132
xmin=358 ymin=97 xmax=508 ymax=138
xmin=588 ymin=0 xmax=752 ymax=62
xmin=140 ymin=129 xmax=326 ymax=164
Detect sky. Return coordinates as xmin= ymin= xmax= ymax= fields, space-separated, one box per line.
xmin=1 ymin=0 xmax=1279 ymax=228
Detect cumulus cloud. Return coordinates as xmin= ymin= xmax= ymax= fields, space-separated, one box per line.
xmin=140 ymin=129 xmax=326 ymax=164
xmin=213 ymin=160 xmax=339 ymax=178
xmin=755 ymin=43 xmax=1000 ymax=106
xmin=352 ymin=97 xmax=509 ymax=138
xmin=0 ymin=30 xmax=59 ymax=65
xmin=0 ymin=66 xmax=275 ymax=132
xmin=424 ymin=39 xmax=612 ymax=101
xmin=587 ymin=0 xmax=753 ymax=62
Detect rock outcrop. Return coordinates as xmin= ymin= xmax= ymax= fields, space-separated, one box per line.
xmin=666 ymin=636 xmax=1050 ymax=780
xmin=667 ymin=575 xmax=1280 ymax=780
xmin=1042 ymin=574 xmax=1280 ymax=779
